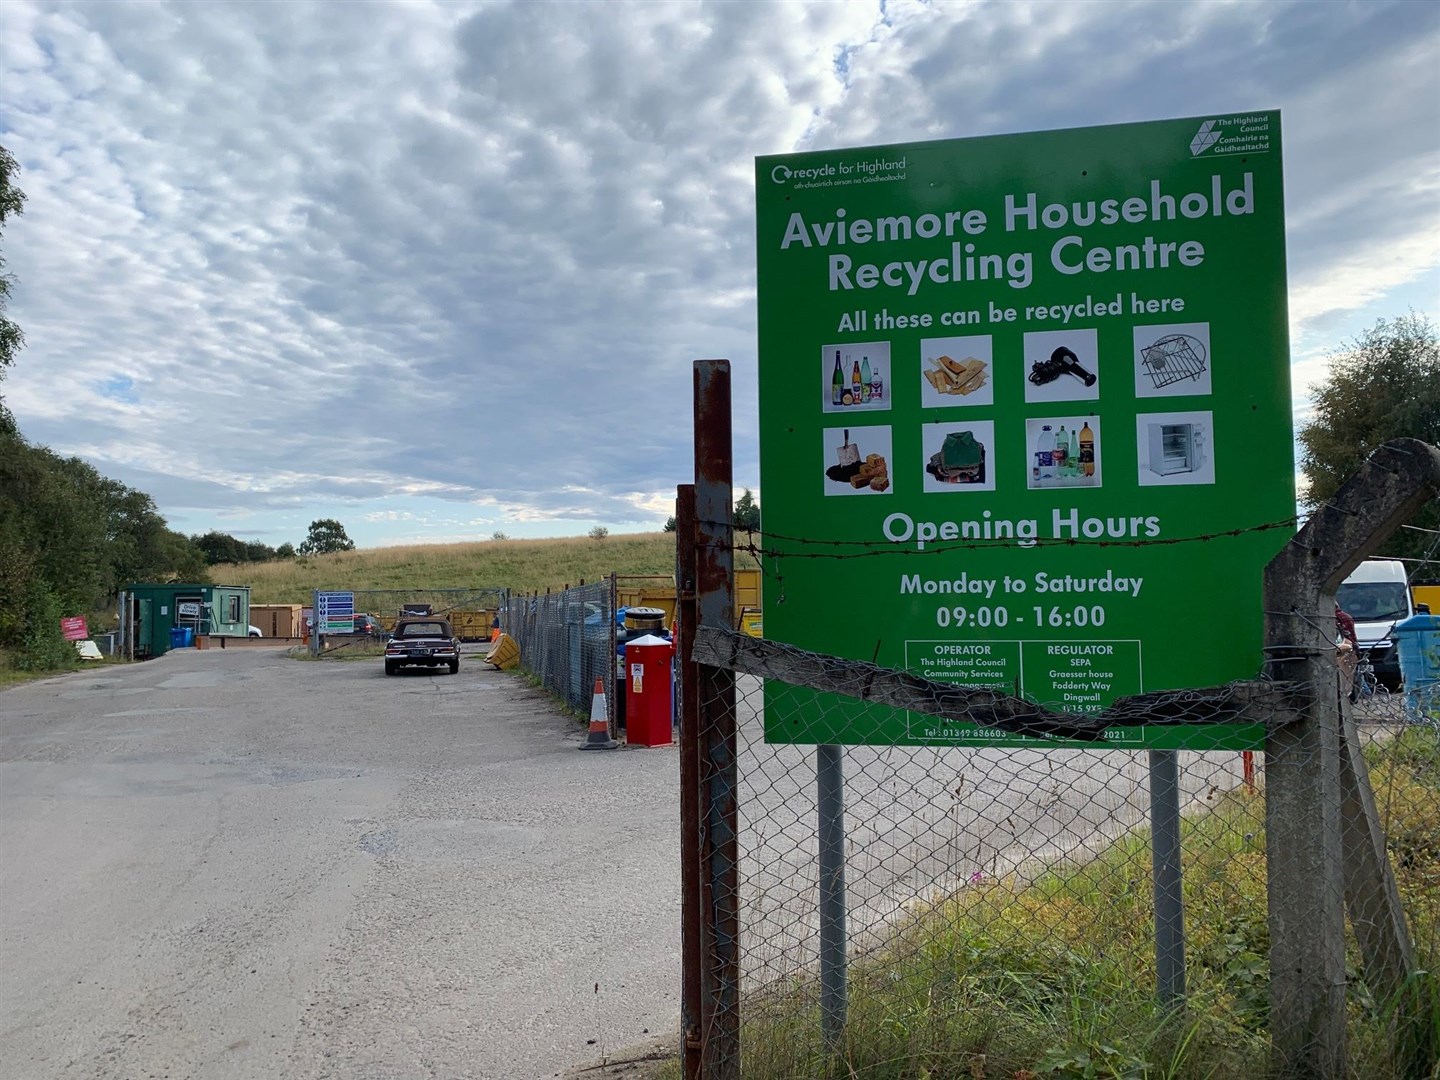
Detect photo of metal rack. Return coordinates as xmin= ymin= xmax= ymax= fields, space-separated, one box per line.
xmin=1139 ymin=333 xmax=1208 ymax=388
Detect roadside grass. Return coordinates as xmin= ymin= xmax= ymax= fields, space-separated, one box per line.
xmin=651 ymin=730 xmax=1439 ymax=1078
xmin=0 ymin=647 xmax=130 ymax=688
xmin=215 ymin=532 xmax=757 ymax=604
xmin=0 ymin=661 xmax=55 ymax=687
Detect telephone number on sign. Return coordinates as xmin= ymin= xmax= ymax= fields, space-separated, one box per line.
xmin=933 ymin=605 xmax=1108 ymax=629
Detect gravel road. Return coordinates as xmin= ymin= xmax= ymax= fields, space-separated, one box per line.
xmin=0 ymin=649 xmax=680 ymax=1080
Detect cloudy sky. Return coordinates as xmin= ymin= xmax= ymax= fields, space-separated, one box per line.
xmin=2 ymin=0 xmax=1437 ymax=548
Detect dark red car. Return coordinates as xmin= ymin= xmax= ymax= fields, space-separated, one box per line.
xmin=353 ymin=613 xmax=384 ymax=637
xmin=384 ymin=618 xmax=460 ymax=676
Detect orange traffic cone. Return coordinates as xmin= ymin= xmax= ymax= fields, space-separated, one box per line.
xmin=579 ymin=677 xmax=618 ymax=750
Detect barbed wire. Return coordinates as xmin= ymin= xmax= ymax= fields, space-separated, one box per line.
xmin=693 ymin=626 xmax=1302 ymax=741
xmin=706 ymin=518 xmax=1303 ymax=581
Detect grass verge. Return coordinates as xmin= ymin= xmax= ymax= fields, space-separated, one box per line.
xmin=0 ymin=650 xmax=131 ymax=688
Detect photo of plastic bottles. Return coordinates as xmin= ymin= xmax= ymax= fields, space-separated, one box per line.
xmin=1027 ymin=416 xmax=1100 ymax=489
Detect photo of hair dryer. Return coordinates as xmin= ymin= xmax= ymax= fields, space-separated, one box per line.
xmin=1029 ymin=345 xmax=1097 ymax=387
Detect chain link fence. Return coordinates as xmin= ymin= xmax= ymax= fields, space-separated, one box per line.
xmin=697 ymin=654 xmax=1438 ymax=1078
xmin=509 ymin=579 xmax=617 ymax=723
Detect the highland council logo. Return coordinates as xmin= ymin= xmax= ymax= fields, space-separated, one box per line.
xmin=1189 ymin=115 xmax=1272 ymax=157
xmin=1190 ymin=121 xmax=1222 ymax=156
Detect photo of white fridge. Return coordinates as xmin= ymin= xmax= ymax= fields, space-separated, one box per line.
xmin=1146 ymin=421 xmax=1205 ymax=476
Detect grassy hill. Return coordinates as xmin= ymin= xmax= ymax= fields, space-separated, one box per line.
xmin=215 ymin=532 xmax=756 ymax=605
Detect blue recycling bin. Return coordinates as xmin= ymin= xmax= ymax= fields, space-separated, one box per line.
xmin=1393 ymin=613 xmax=1440 ymax=720
xmin=182 ymin=626 xmax=195 ymax=647
xmin=169 ymin=626 xmax=188 ymax=650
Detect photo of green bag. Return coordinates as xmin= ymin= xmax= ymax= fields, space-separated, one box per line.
xmin=927 ymin=430 xmax=986 ymax=484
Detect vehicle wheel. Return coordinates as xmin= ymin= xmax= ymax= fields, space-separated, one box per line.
xmin=449 ymin=659 xmax=460 ymax=674
xmin=385 ymin=661 xmax=398 ymax=676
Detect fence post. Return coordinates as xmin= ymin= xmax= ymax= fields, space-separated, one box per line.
xmin=608 ymin=573 xmax=618 ymax=738
xmin=311 ymin=589 xmax=321 ymax=656
xmin=1148 ymin=748 xmax=1186 ymax=1007
xmin=1262 ymin=438 xmax=1440 ymax=1077
xmin=1263 ymin=572 xmax=1349 ymax=1078
xmin=817 ymin=743 xmax=848 ymax=1045
xmin=693 ymin=359 xmax=739 ymax=1077
xmin=676 ymin=484 xmax=703 ymax=1080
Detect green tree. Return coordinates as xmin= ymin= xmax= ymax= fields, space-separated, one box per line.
xmin=275 ymin=542 xmax=296 ymax=560
xmin=663 ymin=516 xmax=677 ymax=533
xmin=16 ymin=578 xmax=73 ymax=672
xmin=189 ymin=532 xmax=275 ymax=565
xmin=0 ymin=512 xmax=38 ymax=646
xmin=244 ymin=540 xmax=276 ymax=562
xmin=1298 ymin=313 xmax=1440 ymax=562
xmin=734 ymin=489 xmax=761 ymax=532
xmin=149 ymin=529 xmax=209 ymax=583
xmin=0 ymin=144 xmax=26 ymax=403
xmin=298 ymin=518 xmax=356 ymax=556
xmin=193 ymin=530 xmax=249 ymax=565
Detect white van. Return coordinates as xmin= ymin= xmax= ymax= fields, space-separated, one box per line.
xmin=1336 ymin=557 xmax=1414 ymax=690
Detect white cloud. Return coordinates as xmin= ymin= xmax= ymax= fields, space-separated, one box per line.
xmin=1 ymin=0 xmax=1436 ymax=546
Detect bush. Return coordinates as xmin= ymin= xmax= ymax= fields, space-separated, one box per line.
xmin=16 ymin=579 xmax=75 ymax=672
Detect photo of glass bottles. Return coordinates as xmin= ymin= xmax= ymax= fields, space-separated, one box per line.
xmin=821 ymin=341 xmax=892 ymax=414
xmin=1026 ymin=416 xmax=1101 ymax=489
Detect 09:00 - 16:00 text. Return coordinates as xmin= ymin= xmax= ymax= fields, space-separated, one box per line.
xmin=935 ymin=605 xmax=1108 ymax=629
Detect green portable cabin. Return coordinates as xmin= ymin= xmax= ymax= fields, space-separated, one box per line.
xmin=125 ymin=583 xmax=251 ymax=658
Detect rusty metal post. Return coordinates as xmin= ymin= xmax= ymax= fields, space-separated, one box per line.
xmin=676 ymin=484 xmax=703 ymax=1080
xmin=609 ymin=571 xmax=619 ymax=738
xmin=694 ymin=359 xmax=739 ymax=1076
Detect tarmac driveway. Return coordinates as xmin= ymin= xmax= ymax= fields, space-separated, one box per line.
xmin=0 ymin=648 xmax=679 ymax=1080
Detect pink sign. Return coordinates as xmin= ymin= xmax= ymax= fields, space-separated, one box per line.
xmin=60 ymin=616 xmax=89 ymax=641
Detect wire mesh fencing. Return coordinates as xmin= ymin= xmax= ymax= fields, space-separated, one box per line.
xmin=509 ymin=579 xmax=616 ymax=722
xmin=688 ymin=630 xmax=1439 ymax=1079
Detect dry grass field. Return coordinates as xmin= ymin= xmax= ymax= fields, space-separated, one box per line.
xmin=215 ymin=532 xmax=758 ymax=604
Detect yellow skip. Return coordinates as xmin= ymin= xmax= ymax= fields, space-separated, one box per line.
xmin=484 ymin=633 xmax=520 ymax=670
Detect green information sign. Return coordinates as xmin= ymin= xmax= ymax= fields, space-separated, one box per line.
xmin=755 ymin=113 xmax=1292 ymax=749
